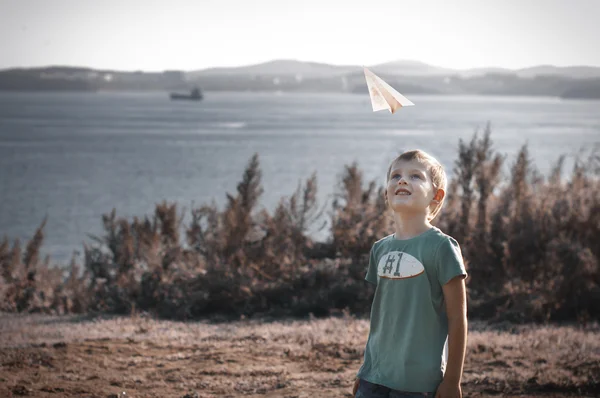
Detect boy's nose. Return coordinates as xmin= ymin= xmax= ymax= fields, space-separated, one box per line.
xmin=398 ymin=178 xmax=408 ymax=185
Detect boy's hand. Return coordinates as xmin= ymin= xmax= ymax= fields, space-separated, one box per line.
xmin=352 ymin=378 xmax=360 ymax=396
xmin=435 ymin=379 xmax=461 ymax=398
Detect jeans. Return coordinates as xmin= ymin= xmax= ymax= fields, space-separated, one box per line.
xmin=355 ymin=379 xmax=435 ymax=398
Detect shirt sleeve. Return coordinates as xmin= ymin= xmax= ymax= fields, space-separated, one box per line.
xmin=435 ymin=237 xmax=467 ymax=285
xmin=365 ymin=244 xmax=378 ymax=285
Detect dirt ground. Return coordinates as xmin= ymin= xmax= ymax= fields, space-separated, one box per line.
xmin=0 ymin=313 xmax=599 ymax=397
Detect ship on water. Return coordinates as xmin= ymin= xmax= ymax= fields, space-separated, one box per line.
xmin=170 ymin=87 xmax=203 ymax=101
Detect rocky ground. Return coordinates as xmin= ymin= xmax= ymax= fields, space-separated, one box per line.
xmin=0 ymin=313 xmax=599 ymax=397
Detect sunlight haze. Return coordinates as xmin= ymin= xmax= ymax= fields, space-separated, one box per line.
xmin=1 ymin=0 xmax=598 ymax=71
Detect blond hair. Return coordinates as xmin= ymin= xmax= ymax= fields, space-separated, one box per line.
xmin=386 ymin=149 xmax=447 ymax=221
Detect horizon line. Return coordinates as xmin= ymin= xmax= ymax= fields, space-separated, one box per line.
xmin=2 ymin=58 xmax=600 ymax=73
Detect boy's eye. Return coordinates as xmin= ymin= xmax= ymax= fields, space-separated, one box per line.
xmin=411 ymin=174 xmax=422 ymax=180
xmin=391 ymin=174 xmax=401 ymax=179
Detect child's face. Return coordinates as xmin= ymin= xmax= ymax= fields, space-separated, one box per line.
xmin=385 ymin=159 xmax=439 ymax=217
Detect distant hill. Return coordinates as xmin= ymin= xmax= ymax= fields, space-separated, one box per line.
xmin=365 ymin=60 xmax=457 ymax=76
xmin=515 ymin=65 xmax=600 ymax=79
xmin=187 ymin=59 xmax=357 ymax=78
xmin=0 ymin=67 xmax=188 ymax=92
xmin=459 ymin=67 xmax=514 ymax=77
xmin=189 ymin=59 xmax=600 ymax=80
xmin=184 ymin=60 xmax=600 ymax=98
xmin=561 ymin=79 xmax=600 ymax=99
xmin=188 ymin=59 xmax=458 ymax=78
xmin=2 ymin=60 xmax=600 ymax=99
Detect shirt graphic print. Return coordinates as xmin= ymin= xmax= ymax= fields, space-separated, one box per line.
xmin=377 ymin=251 xmax=425 ymax=280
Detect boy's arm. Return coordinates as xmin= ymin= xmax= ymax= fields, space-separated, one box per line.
xmin=439 ymin=276 xmax=467 ymax=393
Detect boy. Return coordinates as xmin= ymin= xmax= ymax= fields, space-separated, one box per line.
xmin=353 ymin=150 xmax=468 ymax=398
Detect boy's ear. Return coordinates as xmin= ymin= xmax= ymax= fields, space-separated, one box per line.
xmin=432 ymin=188 xmax=445 ymax=203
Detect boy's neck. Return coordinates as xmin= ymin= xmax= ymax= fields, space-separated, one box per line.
xmin=392 ymin=212 xmax=433 ymax=240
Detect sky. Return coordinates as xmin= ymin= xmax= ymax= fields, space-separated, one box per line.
xmin=1 ymin=0 xmax=599 ymax=71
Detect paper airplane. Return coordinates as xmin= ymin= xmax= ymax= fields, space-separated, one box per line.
xmin=364 ymin=67 xmax=414 ymax=113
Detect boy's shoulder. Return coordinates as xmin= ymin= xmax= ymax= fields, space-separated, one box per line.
xmin=422 ymin=228 xmax=462 ymax=257
xmin=372 ymin=227 xmax=459 ymax=248
xmin=429 ymin=227 xmax=459 ymax=244
xmin=373 ymin=234 xmax=394 ymax=247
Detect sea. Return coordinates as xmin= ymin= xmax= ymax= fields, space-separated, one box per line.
xmin=0 ymin=91 xmax=598 ymax=265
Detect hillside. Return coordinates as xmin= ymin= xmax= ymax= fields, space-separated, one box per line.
xmin=2 ymin=60 xmax=600 ymax=98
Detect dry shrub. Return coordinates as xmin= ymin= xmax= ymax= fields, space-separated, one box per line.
xmin=1 ymin=220 xmax=64 ymax=313
xmin=1 ymin=129 xmax=598 ymax=323
xmin=330 ymin=162 xmax=391 ymax=259
xmin=443 ymin=128 xmax=599 ymax=322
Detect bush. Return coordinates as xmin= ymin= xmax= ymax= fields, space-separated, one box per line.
xmin=1 ymin=128 xmax=598 ymax=323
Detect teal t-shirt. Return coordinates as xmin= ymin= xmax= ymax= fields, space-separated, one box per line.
xmin=356 ymin=227 xmax=467 ymax=393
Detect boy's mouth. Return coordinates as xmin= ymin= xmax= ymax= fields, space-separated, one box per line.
xmin=395 ymin=188 xmax=411 ymax=195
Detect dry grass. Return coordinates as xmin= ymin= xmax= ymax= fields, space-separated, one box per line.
xmin=1 ymin=313 xmax=599 ymax=397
